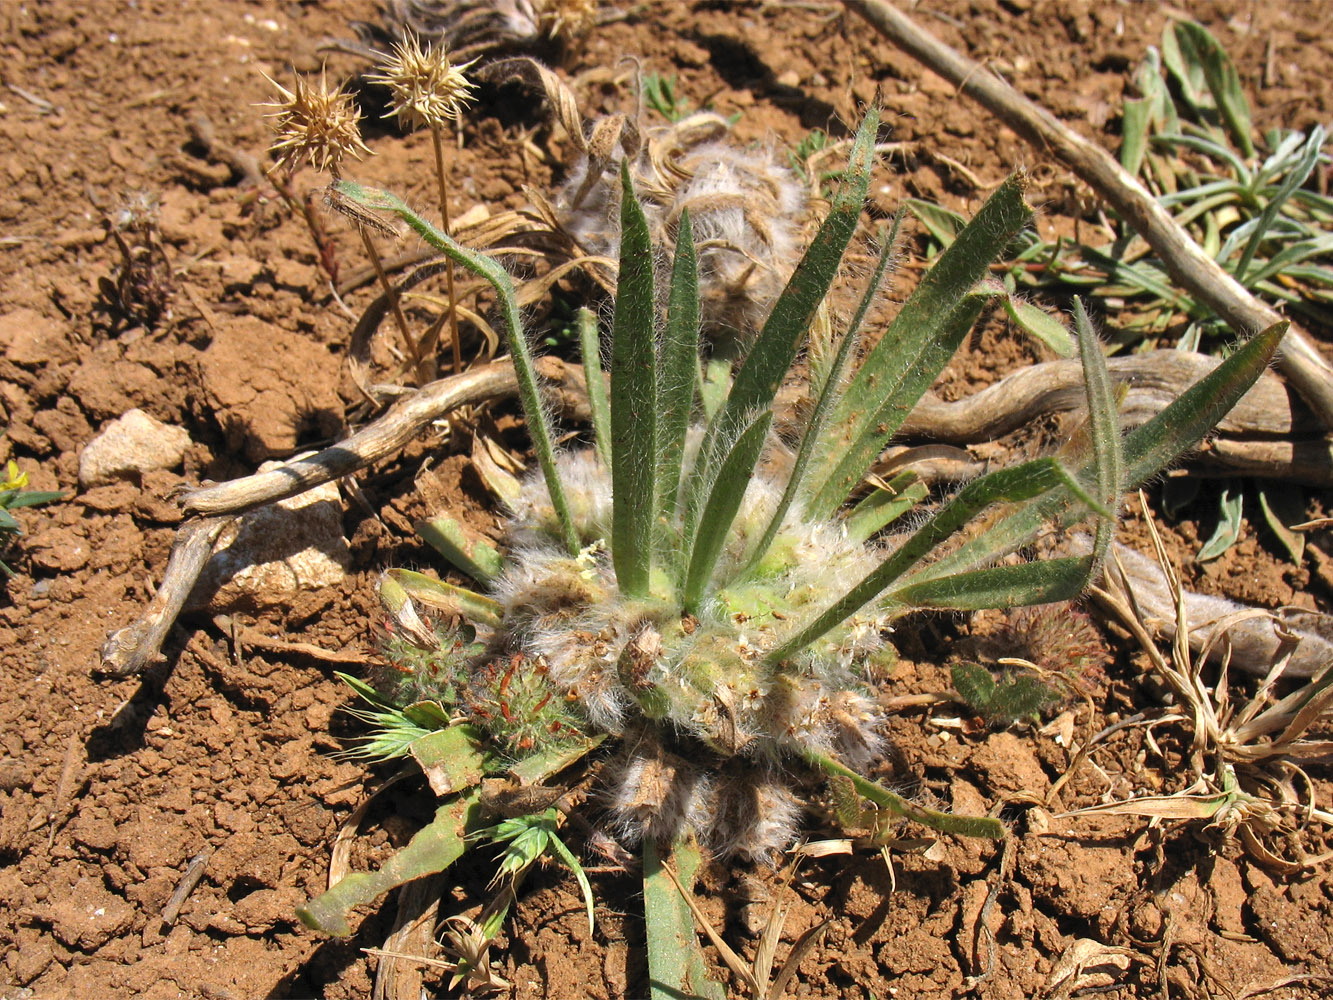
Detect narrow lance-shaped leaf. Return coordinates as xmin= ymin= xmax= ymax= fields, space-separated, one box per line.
xmin=1196 ymin=482 xmax=1244 ymax=562
xmin=578 ymin=308 xmax=613 ymax=470
xmin=683 ymin=107 xmax=878 ymax=543
xmin=891 ymin=556 xmax=1095 ymax=611
xmin=298 ymin=787 xmax=487 ymax=936
xmin=805 ymin=750 xmax=1004 ymax=839
xmin=330 ymin=179 xmax=579 ymax=555
xmin=1072 ymin=297 xmax=1124 ymax=574
xmin=388 ymin=567 xmax=503 ymax=627
xmin=844 ymin=476 xmax=929 ymax=545
xmin=657 ymin=210 xmax=700 ymax=521
xmin=644 ymin=836 xmax=726 ymax=1000
xmin=1174 ymin=20 xmax=1254 ymax=158
xmin=1234 ymin=126 xmax=1324 ymax=284
xmin=913 ymin=321 xmax=1286 ymax=586
xmin=610 ymin=163 xmax=658 ymax=598
xmin=807 ymin=174 xmax=1034 ymax=518
xmin=1123 ymin=321 xmax=1286 ymax=485
xmin=683 ymin=412 xmax=773 ymax=612
xmin=767 ymin=457 xmax=1081 ymax=666
xmin=415 ymin=515 xmax=502 ymax=585
xmin=740 ymin=214 xmax=904 ymax=578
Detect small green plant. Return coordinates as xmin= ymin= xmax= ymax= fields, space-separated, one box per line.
xmin=303 ymin=108 xmax=1281 ymax=994
xmin=0 ymin=461 xmax=63 ymax=577
xmin=640 ymin=72 xmax=692 ymax=122
xmin=907 ymin=20 xmax=1333 ymax=352
xmin=950 ymin=662 xmax=1060 ymax=727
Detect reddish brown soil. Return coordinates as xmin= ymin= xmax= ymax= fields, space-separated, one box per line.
xmin=2 ymin=2 xmax=1331 ymax=998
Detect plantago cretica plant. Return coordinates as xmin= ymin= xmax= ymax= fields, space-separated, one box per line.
xmin=303 ymin=109 xmax=1283 ymax=992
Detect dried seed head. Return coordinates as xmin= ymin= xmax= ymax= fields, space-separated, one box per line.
xmin=263 ymin=69 xmax=371 ymax=176
xmin=369 ymin=33 xmax=478 ymax=131
xmin=534 ymin=0 xmax=597 ymax=39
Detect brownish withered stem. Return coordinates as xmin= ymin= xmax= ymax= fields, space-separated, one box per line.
xmin=357 ymin=221 xmax=421 ymax=375
xmin=431 ymin=123 xmax=464 ymax=375
xmin=266 ymin=164 xmax=339 ymax=282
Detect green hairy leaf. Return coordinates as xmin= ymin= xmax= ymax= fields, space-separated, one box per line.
xmin=610 ymin=163 xmax=659 ymax=598
xmin=298 ymin=788 xmax=487 ymax=936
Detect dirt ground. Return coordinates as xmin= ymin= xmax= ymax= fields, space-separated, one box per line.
xmin=2 ymin=1 xmax=1332 ymax=998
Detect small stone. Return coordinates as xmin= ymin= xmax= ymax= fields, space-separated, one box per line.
xmin=188 ymin=473 xmax=350 ymax=612
xmin=78 ymin=408 xmax=191 ymax=488
xmin=776 ymin=70 xmax=801 ymax=88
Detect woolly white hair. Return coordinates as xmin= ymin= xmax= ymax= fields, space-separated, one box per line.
xmin=557 ymin=119 xmax=808 ymax=337
xmin=491 ymin=434 xmax=894 ymax=858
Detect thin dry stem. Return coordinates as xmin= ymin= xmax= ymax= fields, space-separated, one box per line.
xmin=431 ymin=123 xmax=463 ymax=375
xmin=357 ymin=223 xmax=422 ymax=380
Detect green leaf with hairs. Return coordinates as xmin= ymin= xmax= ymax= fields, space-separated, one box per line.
xmin=844 ymin=478 xmax=929 ymax=545
xmin=808 ymin=174 xmax=1033 ymax=518
xmin=388 ymin=568 xmax=503 ymax=627
xmin=806 ymin=750 xmax=1004 ymax=839
xmin=410 ymin=724 xmax=488 ymax=797
xmin=1196 ymin=483 xmax=1244 ymax=562
xmin=1123 ymin=322 xmax=1285 ymax=486
xmin=952 ymin=663 xmax=1060 ymax=726
xmin=686 ymin=107 xmax=877 ymax=538
xmin=298 ymin=787 xmax=487 ymax=936
xmin=746 ymin=213 xmax=904 ymax=573
xmin=1172 ymin=21 xmax=1254 ymax=158
xmin=610 ymin=163 xmax=659 ymax=598
xmin=658 ymin=210 xmax=700 ymax=522
xmin=893 ymin=556 xmax=1095 ymax=611
xmin=415 ymin=515 xmax=502 ymax=585
xmin=644 ymin=836 xmax=726 ymax=1000
xmin=330 ymin=179 xmax=578 ymax=555
xmin=578 ymin=308 xmax=613 ymax=470
xmin=683 ymin=412 xmax=772 ymax=610
xmin=1002 ymin=295 xmax=1075 ymax=357
xmin=768 ymin=457 xmax=1079 ymax=665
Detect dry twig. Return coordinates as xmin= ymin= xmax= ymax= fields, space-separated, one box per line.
xmin=98 ymin=515 xmax=237 ymax=677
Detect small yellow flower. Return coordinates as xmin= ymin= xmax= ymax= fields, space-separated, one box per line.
xmin=368 ymin=34 xmax=477 ymax=132
xmin=262 ymin=68 xmax=371 ymax=176
xmin=1 ymin=461 xmax=28 ymax=492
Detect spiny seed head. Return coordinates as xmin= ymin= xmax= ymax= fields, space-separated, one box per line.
xmin=535 ymin=0 xmax=598 ymax=39
xmin=369 ymin=34 xmax=478 ymax=131
xmin=262 ymin=68 xmax=371 ymax=176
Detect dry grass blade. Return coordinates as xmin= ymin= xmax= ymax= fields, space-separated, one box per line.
xmin=372 ymin=872 xmax=445 ymax=1000
xmin=660 ymin=859 xmax=829 ymax=1000
xmin=1085 ymin=494 xmax=1333 ymax=870
xmin=660 ymin=860 xmax=761 ymax=995
xmin=329 ymin=770 xmax=412 ymax=888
